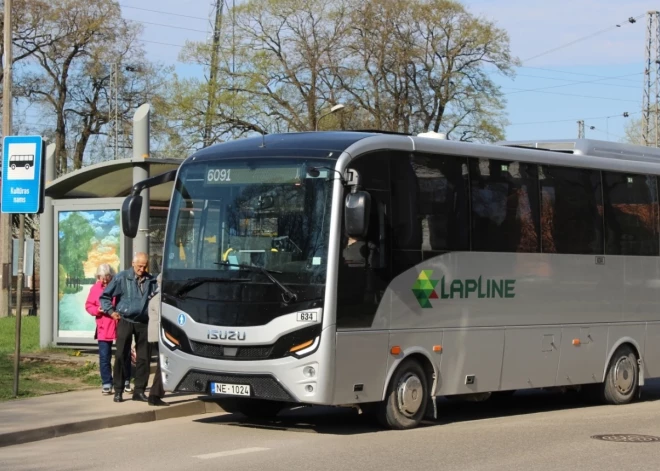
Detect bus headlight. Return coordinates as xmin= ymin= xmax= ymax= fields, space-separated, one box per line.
xmin=288 ymin=336 xmax=320 ymax=358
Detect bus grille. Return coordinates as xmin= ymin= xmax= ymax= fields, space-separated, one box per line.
xmin=189 ymin=340 xmax=273 ymax=360
xmin=176 ymin=370 xmax=295 ymax=402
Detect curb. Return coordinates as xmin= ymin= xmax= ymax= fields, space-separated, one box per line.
xmin=0 ymin=399 xmax=225 ymax=448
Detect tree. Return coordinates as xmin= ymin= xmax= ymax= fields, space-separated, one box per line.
xmin=166 ymin=0 xmax=516 ymax=147
xmin=16 ymin=0 xmax=168 ymax=172
xmin=337 ymin=0 xmax=516 ymax=139
xmin=623 ymin=118 xmax=643 ymax=146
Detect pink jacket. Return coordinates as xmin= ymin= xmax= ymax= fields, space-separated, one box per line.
xmin=85 ymin=281 xmax=117 ymax=341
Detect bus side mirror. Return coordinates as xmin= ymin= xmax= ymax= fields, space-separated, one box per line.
xmin=122 ymin=195 xmax=143 ymax=238
xmin=345 ymin=191 xmax=371 ymax=238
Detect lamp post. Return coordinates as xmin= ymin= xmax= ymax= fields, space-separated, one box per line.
xmin=316 ymin=104 xmax=345 ymax=131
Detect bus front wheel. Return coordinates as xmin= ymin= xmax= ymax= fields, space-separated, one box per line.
xmin=10 ymin=164 xmax=15 ymax=170
xmin=378 ymin=358 xmax=428 ymax=430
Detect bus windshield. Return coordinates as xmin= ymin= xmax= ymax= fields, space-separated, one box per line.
xmin=162 ymin=157 xmax=334 ymax=310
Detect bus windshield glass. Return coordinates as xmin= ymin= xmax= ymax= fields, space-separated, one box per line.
xmin=162 ymin=158 xmax=334 ymax=310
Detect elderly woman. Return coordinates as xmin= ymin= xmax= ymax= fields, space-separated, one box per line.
xmin=85 ymin=263 xmax=131 ymax=395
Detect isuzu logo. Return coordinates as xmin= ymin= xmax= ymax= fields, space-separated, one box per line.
xmin=207 ymin=329 xmax=246 ymax=341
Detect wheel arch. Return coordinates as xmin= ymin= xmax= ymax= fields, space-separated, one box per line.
xmin=601 ymin=337 xmax=643 ymax=386
xmin=380 ymin=347 xmax=437 ymax=401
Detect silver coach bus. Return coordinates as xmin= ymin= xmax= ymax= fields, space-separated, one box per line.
xmin=122 ymin=132 xmax=660 ymax=430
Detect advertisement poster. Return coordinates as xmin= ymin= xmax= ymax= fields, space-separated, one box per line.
xmin=57 ymin=210 xmax=121 ymax=338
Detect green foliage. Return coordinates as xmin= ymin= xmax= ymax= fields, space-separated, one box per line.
xmin=163 ymin=0 xmax=517 ymax=151
xmin=58 ymin=213 xmax=94 ymax=281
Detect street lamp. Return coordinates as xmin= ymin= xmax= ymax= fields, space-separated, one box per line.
xmin=316 ymin=104 xmax=345 ymax=131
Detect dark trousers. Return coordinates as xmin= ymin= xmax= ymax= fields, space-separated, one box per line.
xmin=148 ymin=342 xmax=165 ymax=399
xmin=113 ymin=319 xmax=149 ymax=394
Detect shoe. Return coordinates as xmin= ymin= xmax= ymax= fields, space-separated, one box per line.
xmin=102 ymin=385 xmax=112 ymax=395
xmin=113 ymin=392 xmax=123 ymax=403
xmin=148 ymin=397 xmax=170 ymax=407
xmin=132 ymin=392 xmax=149 ymax=402
xmin=125 ymin=381 xmax=133 ymax=393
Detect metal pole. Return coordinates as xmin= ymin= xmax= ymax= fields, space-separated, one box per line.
xmin=1 ymin=0 xmax=14 ymax=317
xmin=13 ymin=213 xmax=24 ymax=397
xmin=115 ymin=63 xmax=119 ymax=160
xmin=39 ymin=144 xmax=56 ymax=347
xmin=133 ymin=104 xmax=150 ymax=256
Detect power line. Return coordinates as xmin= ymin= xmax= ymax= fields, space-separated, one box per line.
xmin=522 ymin=13 xmax=645 ymax=63
xmin=137 ymin=38 xmax=187 ymax=49
xmin=516 ymin=66 xmax=643 ymax=84
xmin=120 ymin=4 xmax=209 ymax=22
xmin=504 ymin=73 xmax=642 ymax=96
xmin=130 ymin=19 xmax=207 ymax=34
xmin=513 ymin=73 xmax=642 ymax=90
xmin=502 ymin=87 xmax=640 ymax=103
xmin=509 ymin=111 xmax=640 ymax=127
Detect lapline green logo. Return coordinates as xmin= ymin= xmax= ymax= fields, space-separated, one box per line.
xmin=412 ymin=270 xmax=516 ymax=308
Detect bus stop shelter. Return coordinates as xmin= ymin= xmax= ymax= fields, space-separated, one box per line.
xmin=39 ymin=153 xmax=181 ymax=347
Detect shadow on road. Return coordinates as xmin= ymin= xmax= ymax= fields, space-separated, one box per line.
xmin=193 ymin=378 xmax=660 ymax=435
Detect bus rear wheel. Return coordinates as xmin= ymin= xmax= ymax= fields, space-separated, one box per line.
xmin=378 ymin=358 xmax=428 ymax=430
xmin=235 ymin=399 xmax=284 ymax=419
xmin=601 ymin=345 xmax=638 ymax=405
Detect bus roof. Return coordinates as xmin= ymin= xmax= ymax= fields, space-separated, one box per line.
xmin=188 ymin=131 xmax=383 ymax=163
xmin=496 ymin=138 xmax=660 ymax=164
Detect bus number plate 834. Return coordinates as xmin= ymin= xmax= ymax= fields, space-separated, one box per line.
xmin=211 ymin=382 xmax=250 ymax=396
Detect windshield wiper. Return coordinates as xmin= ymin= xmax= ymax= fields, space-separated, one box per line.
xmin=216 ymin=261 xmax=298 ymax=304
xmin=174 ymin=276 xmax=250 ymax=298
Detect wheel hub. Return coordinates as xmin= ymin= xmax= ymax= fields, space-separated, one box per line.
xmin=614 ymin=357 xmax=634 ymax=395
xmin=397 ymin=373 xmax=423 ymax=417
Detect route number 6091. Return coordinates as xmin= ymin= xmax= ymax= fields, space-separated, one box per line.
xmin=207 ymin=169 xmax=231 ymax=183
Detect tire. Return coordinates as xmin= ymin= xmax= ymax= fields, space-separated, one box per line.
xmin=25 ymin=163 xmax=30 ymax=170
xmin=235 ymin=399 xmax=285 ymax=419
xmin=601 ymin=345 xmax=639 ymax=405
xmin=10 ymin=164 xmax=15 ymax=170
xmin=378 ymin=358 xmax=429 ymax=430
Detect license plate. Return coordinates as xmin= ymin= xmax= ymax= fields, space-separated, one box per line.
xmin=297 ymin=311 xmax=317 ymax=322
xmin=211 ymin=382 xmax=251 ymax=396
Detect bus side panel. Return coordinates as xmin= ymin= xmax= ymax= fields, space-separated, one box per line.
xmin=500 ymin=327 xmax=562 ymax=390
xmin=434 ymin=328 xmax=504 ymax=396
xmin=333 ymin=331 xmax=389 ymax=404
xmin=643 ymin=323 xmax=660 ymax=378
xmin=555 ymin=325 xmax=608 ymax=386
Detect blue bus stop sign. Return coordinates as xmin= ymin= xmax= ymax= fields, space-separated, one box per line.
xmin=1 ymin=135 xmax=44 ymax=214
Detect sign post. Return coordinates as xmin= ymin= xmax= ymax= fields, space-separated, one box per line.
xmin=2 ymin=135 xmax=44 ymax=397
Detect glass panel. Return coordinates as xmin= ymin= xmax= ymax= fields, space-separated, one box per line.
xmin=470 ymin=159 xmax=540 ymax=253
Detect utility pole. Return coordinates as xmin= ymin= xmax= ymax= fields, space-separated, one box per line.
xmin=203 ymin=0 xmax=224 ymax=148
xmin=1 ymin=0 xmax=14 ymax=317
xmin=577 ymin=120 xmax=585 ymax=139
xmin=642 ymin=11 xmax=660 ymax=147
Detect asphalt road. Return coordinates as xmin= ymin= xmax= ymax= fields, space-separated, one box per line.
xmin=3 ymin=385 xmax=660 ymax=471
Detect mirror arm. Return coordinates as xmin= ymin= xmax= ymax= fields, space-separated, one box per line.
xmin=129 ymin=169 xmax=177 ymax=197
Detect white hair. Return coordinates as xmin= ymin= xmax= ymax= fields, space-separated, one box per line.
xmin=95 ymin=263 xmax=116 ymax=279
xmin=133 ymin=252 xmax=148 ymax=263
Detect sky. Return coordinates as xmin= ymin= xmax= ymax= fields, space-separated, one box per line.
xmin=20 ymin=0 xmax=658 ymax=144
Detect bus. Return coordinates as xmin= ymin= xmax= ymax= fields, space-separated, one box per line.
xmin=10 ymin=154 xmax=35 ymax=170
xmin=121 ymin=132 xmax=660 ymax=430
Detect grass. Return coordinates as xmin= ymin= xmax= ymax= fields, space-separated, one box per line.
xmin=0 ymin=316 xmax=101 ymax=401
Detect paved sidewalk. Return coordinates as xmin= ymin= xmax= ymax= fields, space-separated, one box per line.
xmin=0 ymin=377 xmax=225 ymax=448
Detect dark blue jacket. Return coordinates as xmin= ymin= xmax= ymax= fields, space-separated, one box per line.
xmin=100 ymin=269 xmax=157 ymax=324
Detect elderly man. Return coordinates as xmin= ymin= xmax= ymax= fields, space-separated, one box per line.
xmin=100 ymin=252 xmax=157 ymax=403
